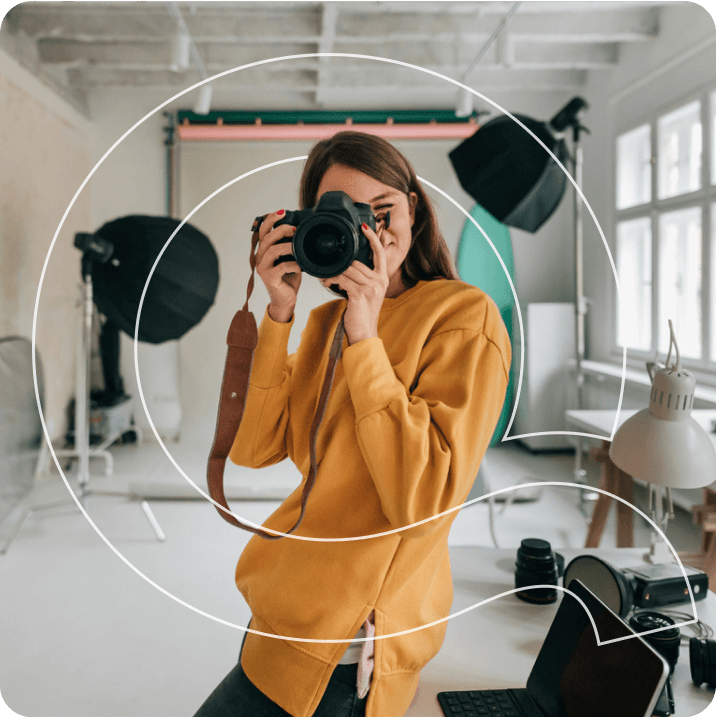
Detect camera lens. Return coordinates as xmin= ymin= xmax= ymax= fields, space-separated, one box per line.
xmin=304 ymin=226 xmax=347 ymax=264
xmin=515 ymin=539 xmax=562 ymax=604
xmin=295 ymin=218 xmax=356 ymax=278
xmin=629 ymin=612 xmax=681 ymax=674
xmin=689 ymin=637 xmax=716 ymax=688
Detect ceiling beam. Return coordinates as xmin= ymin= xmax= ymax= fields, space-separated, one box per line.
xmin=14 ymin=7 xmax=659 ymax=44
xmin=65 ymin=64 xmax=587 ymax=92
xmin=16 ymin=1 xmax=664 ymax=14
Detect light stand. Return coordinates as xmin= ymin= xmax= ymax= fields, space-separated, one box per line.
xmin=1 ymin=244 xmax=165 ymax=555
xmin=548 ymin=98 xmax=598 ymax=517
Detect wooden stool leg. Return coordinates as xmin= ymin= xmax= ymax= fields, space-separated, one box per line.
xmin=615 ymin=469 xmax=634 ymax=548
xmin=585 ymin=449 xmax=616 ymax=548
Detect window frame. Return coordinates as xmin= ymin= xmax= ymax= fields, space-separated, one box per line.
xmin=610 ymin=85 xmax=716 ymax=378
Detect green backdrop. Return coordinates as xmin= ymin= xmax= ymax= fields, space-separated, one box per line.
xmin=456 ymin=204 xmax=515 ymax=446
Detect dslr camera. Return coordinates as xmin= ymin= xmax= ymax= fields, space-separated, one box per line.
xmin=255 ymin=191 xmax=387 ymax=278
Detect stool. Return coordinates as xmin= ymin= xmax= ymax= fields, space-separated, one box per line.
xmin=584 ymin=440 xmax=634 ymax=548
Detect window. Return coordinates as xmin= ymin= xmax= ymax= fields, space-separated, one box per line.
xmin=614 ymin=89 xmax=716 ymax=369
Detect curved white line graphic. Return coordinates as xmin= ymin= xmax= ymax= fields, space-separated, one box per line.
xmin=30 ymin=53 xmax=638 ymax=642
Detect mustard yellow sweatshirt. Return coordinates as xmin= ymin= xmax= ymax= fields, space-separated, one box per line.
xmin=229 ymin=277 xmax=511 ymax=717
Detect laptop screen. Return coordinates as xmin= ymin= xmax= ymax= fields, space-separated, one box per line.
xmin=526 ymin=579 xmax=669 ymax=717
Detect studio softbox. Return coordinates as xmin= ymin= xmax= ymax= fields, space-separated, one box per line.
xmin=449 ymin=114 xmax=569 ymax=233
xmin=90 ymin=215 xmax=219 ymax=344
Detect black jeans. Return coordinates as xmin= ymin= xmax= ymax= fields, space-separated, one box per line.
xmin=193 ymin=621 xmax=368 ymax=717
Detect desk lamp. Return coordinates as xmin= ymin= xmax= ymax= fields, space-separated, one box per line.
xmin=609 ymin=321 xmax=716 ymax=563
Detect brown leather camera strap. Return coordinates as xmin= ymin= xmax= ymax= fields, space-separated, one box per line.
xmin=206 ymin=216 xmax=344 ymax=539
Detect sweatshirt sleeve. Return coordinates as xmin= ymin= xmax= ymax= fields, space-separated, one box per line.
xmin=228 ymin=307 xmax=296 ymax=468
xmin=341 ymin=319 xmax=510 ymax=540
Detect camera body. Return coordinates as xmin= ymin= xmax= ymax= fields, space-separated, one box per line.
xmin=271 ymin=191 xmax=375 ymax=278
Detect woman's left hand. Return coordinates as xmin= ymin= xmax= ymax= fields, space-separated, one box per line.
xmin=321 ymin=223 xmax=388 ymax=345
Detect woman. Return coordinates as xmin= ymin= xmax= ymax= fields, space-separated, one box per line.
xmin=194 ymin=131 xmax=511 ymax=717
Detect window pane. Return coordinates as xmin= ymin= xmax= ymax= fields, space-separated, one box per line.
xmin=658 ymin=207 xmax=702 ymax=359
xmin=616 ymin=217 xmax=652 ymax=351
xmin=658 ymin=100 xmax=702 ymax=199
xmin=616 ymin=124 xmax=651 ymax=209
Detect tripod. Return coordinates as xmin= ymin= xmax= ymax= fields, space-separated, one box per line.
xmin=1 ymin=256 xmax=165 ymax=555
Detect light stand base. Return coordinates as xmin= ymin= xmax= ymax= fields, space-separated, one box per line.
xmin=0 ymin=485 xmax=166 ymax=555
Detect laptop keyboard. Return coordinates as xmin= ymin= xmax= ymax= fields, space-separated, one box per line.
xmin=437 ymin=690 xmax=518 ymax=716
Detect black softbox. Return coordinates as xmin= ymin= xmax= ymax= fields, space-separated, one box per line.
xmin=449 ymin=114 xmax=569 ymax=233
xmin=90 ymin=215 xmax=219 ymax=345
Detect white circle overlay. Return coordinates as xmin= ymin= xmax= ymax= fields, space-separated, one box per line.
xmin=31 ymin=53 xmax=679 ymax=645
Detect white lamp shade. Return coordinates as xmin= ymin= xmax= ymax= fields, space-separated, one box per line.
xmin=609 ymin=409 xmax=715 ymax=489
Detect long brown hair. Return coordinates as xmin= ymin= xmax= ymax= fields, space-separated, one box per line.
xmin=299 ymin=131 xmax=459 ymax=293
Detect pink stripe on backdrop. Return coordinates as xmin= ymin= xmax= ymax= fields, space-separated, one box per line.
xmin=177 ymin=122 xmax=478 ymax=142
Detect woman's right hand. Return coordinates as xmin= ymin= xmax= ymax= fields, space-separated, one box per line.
xmin=255 ymin=209 xmax=301 ymax=323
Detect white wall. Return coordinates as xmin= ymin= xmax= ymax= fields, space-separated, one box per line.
xmin=88 ymin=88 xmax=186 ymax=439
xmin=0 ymin=48 xmax=93 ymax=440
xmin=581 ymin=1 xmax=716 ymax=403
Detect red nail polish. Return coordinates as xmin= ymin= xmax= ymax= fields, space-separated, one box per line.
xmin=362 ymin=223 xmax=368 ymax=230
xmin=277 ymin=209 xmax=285 ymax=216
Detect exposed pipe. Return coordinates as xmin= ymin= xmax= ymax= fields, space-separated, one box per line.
xmin=166 ymin=2 xmax=208 ymax=79
xmin=456 ymin=2 xmax=520 ymax=116
xmin=460 ymin=2 xmax=521 ymax=82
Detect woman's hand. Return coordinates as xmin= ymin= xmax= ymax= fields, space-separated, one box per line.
xmin=255 ymin=210 xmax=301 ymax=323
xmin=321 ymin=223 xmax=389 ymax=345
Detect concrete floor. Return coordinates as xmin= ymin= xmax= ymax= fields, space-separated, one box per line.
xmin=0 ymin=439 xmax=705 ymax=717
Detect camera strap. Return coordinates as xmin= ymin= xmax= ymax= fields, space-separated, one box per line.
xmin=206 ymin=216 xmax=344 ymax=539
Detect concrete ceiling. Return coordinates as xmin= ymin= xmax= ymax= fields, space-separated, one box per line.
xmin=1 ymin=1 xmax=670 ymax=117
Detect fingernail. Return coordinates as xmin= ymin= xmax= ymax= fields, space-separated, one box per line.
xmin=277 ymin=209 xmax=285 ymax=216
xmin=292 ymin=226 xmax=297 ymax=232
xmin=362 ymin=223 xmax=368 ymax=230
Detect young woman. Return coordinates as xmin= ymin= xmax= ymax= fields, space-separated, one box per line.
xmin=193 ymin=131 xmax=511 ymax=717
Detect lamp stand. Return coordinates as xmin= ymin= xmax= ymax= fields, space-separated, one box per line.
xmin=1 ymin=262 xmax=165 ymax=555
xmin=645 ymin=484 xmax=676 ymax=564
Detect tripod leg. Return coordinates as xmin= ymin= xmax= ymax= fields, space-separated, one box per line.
xmin=0 ymin=499 xmax=77 ymax=555
xmin=140 ymin=501 xmax=166 ymax=542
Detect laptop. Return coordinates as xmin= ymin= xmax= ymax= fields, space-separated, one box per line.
xmin=438 ymin=579 xmax=670 ymax=717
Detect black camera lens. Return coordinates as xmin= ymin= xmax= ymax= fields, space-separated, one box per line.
xmin=629 ymin=612 xmax=681 ymax=674
xmin=689 ymin=637 xmax=716 ymax=688
xmin=302 ymin=224 xmax=349 ymax=267
xmin=515 ymin=539 xmax=564 ymax=604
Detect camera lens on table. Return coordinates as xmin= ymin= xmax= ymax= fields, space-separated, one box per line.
xmin=515 ymin=538 xmax=564 ymax=605
xmin=629 ymin=612 xmax=681 ymax=673
xmin=690 ymin=637 xmax=716 ymax=689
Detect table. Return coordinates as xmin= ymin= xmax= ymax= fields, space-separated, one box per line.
xmin=565 ymin=410 xmax=716 ymax=550
xmin=407 ymin=547 xmax=715 ymax=717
